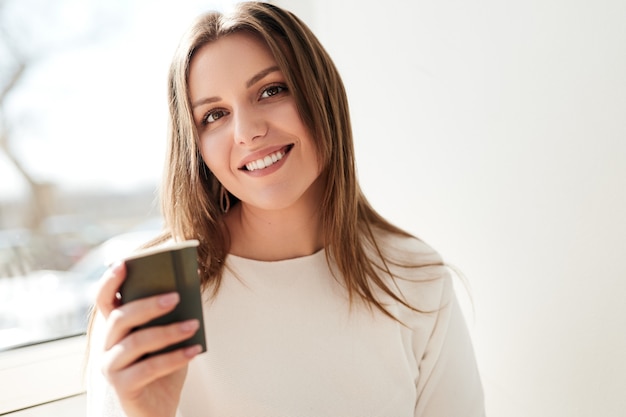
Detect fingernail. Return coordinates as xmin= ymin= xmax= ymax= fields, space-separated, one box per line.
xmin=111 ymin=261 xmax=124 ymax=274
xmin=184 ymin=344 xmax=203 ymax=358
xmin=158 ymin=292 xmax=180 ymax=307
xmin=180 ymin=319 xmax=199 ymax=332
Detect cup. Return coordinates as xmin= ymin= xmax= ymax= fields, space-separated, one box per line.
xmin=120 ymin=240 xmax=206 ymax=358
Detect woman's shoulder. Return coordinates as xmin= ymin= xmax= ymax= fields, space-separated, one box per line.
xmin=372 ymin=228 xmax=444 ymax=267
xmin=370 ymin=229 xmax=453 ymax=312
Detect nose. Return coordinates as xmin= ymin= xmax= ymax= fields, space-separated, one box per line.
xmin=233 ymin=104 xmax=268 ymax=145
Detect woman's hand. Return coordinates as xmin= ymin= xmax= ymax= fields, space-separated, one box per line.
xmin=95 ymin=262 xmax=202 ymax=417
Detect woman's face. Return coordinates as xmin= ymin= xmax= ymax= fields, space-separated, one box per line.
xmin=188 ymin=32 xmax=322 ymax=212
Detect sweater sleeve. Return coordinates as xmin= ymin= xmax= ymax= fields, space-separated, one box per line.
xmin=85 ymin=311 xmax=126 ymax=417
xmin=85 ymin=312 xmax=185 ymax=417
xmin=413 ymin=272 xmax=485 ymax=417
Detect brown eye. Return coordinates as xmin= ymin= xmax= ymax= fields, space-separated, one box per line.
xmin=204 ymin=109 xmax=228 ymax=124
xmin=260 ymin=84 xmax=287 ymax=99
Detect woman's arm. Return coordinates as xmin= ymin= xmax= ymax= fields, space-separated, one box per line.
xmin=414 ymin=273 xmax=485 ymax=417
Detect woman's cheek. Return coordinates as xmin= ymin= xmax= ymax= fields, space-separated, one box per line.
xmin=200 ymin=132 xmax=232 ymax=175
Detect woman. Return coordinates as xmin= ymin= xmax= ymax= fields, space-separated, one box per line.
xmin=87 ymin=2 xmax=485 ymax=416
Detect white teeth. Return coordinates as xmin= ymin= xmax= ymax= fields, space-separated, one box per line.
xmin=245 ymin=150 xmax=285 ymax=171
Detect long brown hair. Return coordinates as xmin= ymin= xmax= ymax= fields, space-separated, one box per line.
xmin=161 ymin=2 xmax=441 ymax=318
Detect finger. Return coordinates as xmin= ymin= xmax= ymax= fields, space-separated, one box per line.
xmin=104 ymin=319 xmax=200 ymax=373
xmin=95 ymin=261 xmax=126 ymax=318
xmin=107 ymin=344 xmax=203 ymax=394
xmin=104 ymin=292 xmax=180 ymax=350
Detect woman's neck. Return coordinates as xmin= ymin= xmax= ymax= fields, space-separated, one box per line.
xmin=223 ymin=183 xmax=325 ymax=261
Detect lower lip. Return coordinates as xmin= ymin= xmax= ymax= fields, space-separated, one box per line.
xmin=242 ymin=148 xmax=291 ymax=177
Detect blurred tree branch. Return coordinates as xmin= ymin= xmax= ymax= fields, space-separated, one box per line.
xmin=0 ymin=1 xmax=47 ymax=230
xmin=0 ymin=0 xmax=122 ymax=232
xmin=0 ymin=60 xmax=24 ymax=104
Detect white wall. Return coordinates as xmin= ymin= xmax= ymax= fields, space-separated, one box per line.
xmin=276 ymin=1 xmax=626 ymax=416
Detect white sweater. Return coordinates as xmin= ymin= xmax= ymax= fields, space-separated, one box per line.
xmin=87 ymin=234 xmax=485 ymax=416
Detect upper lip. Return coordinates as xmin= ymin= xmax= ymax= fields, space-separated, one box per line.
xmin=237 ymin=144 xmax=292 ymax=169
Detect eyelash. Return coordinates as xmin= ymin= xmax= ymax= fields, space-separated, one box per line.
xmin=200 ymin=83 xmax=289 ymax=126
xmin=202 ymin=109 xmax=228 ymax=125
xmin=259 ymin=83 xmax=288 ymax=99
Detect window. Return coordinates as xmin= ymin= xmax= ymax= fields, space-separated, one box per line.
xmin=0 ymin=0 xmax=237 ymax=414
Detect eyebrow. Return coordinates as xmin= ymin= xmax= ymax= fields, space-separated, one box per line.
xmin=191 ymin=65 xmax=281 ymax=110
xmin=246 ymin=65 xmax=280 ymax=88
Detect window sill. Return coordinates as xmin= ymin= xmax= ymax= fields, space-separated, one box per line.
xmin=3 ymin=393 xmax=85 ymax=417
xmin=0 ymin=336 xmax=86 ymax=414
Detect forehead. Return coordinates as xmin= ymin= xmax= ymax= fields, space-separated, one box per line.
xmin=188 ymin=32 xmax=278 ymax=100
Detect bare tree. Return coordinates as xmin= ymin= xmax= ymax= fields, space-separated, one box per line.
xmin=0 ymin=0 xmax=114 ymax=231
xmin=0 ymin=2 xmax=48 ymax=231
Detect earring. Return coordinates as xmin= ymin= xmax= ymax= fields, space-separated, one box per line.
xmin=220 ymin=184 xmax=231 ymax=214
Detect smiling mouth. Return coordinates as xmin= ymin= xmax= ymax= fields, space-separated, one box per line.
xmin=241 ymin=145 xmax=293 ymax=171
